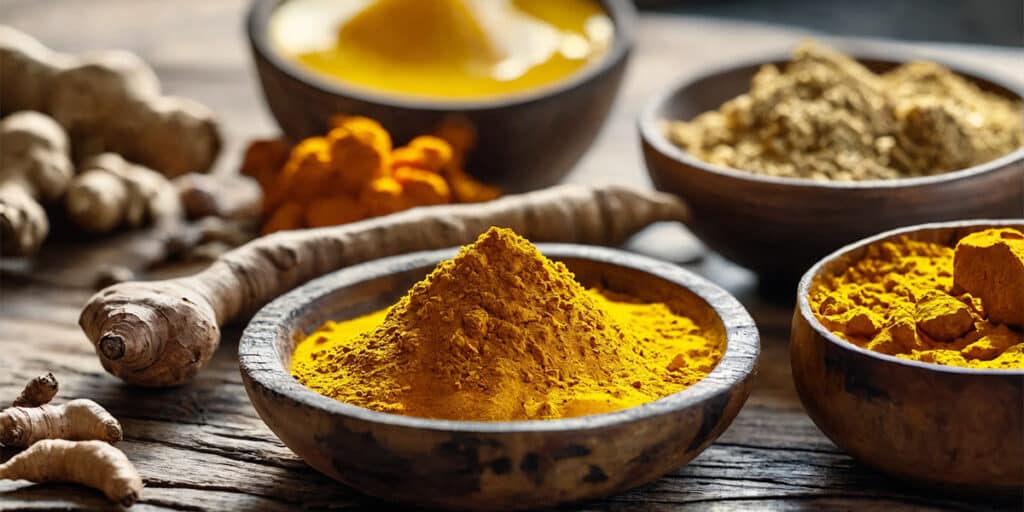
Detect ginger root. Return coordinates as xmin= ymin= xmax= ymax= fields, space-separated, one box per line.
xmin=80 ymin=184 xmax=689 ymax=387
xmin=0 ymin=439 xmax=143 ymax=507
xmin=0 ymin=25 xmax=220 ymax=176
xmin=0 ymin=111 xmax=74 ymax=256
xmin=173 ymin=172 xmax=262 ymax=221
xmin=64 ymin=153 xmax=182 ymax=233
xmin=12 ymin=373 xmax=58 ymax=408
xmin=0 ymin=398 xmax=123 ymax=448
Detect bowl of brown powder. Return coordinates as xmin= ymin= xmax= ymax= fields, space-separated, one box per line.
xmin=239 ymin=228 xmax=759 ymax=510
xmin=639 ymin=41 xmax=1024 ymax=288
xmin=791 ymin=219 xmax=1024 ymax=493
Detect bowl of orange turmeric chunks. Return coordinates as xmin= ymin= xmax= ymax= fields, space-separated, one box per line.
xmin=793 ymin=219 xmax=1024 ymax=494
xmin=239 ymin=227 xmax=759 ymax=510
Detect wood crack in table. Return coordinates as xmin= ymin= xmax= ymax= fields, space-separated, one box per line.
xmin=2 ymin=1 xmax=1022 ymax=510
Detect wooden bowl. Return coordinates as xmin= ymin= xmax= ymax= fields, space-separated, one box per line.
xmin=639 ymin=53 xmax=1024 ymax=287
xmin=239 ymin=245 xmax=759 ymax=510
xmin=791 ymin=219 xmax=1024 ymax=493
xmin=246 ymin=0 xmax=635 ymax=193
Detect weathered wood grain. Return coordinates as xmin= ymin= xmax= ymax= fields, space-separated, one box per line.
xmin=2 ymin=0 xmax=1023 ymax=510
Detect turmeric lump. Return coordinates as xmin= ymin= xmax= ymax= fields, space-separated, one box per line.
xmin=665 ymin=41 xmax=1024 ymax=181
xmin=291 ymin=227 xmax=723 ymax=421
xmin=241 ymin=116 xmax=500 ymax=234
xmin=811 ymin=227 xmax=1024 ymax=369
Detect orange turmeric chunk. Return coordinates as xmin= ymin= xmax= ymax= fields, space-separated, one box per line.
xmin=262 ymin=201 xmax=305 ymax=234
xmin=954 ymin=228 xmax=1024 ymax=326
xmin=359 ymin=177 xmax=406 ymax=216
xmin=393 ymin=167 xmax=451 ymax=206
xmin=304 ymin=195 xmax=368 ymax=227
xmin=327 ymin=121 xmax=390 ymax=193
xmin=434 ymin=115 xmax=477 ymax=165
xmin=444 ymin=165 xmax=501 ymax=203
xmin=283 ymin=137 xmax=335 ymax=203
xmin=392 ymin=136 xmax=453 ymax=172
xmin=914 ymin=291 xmax=974 ymax=341
xmin=240 ymin=138 xmax=291 ymax=190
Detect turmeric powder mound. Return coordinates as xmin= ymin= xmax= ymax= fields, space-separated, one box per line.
xmin=665 ymin=41 xmax=1024 ymax=181
xmin=810 ymin=228 xmax=1024 ymax=369
xmin=291 ymin=227 xmax=723 ymax=421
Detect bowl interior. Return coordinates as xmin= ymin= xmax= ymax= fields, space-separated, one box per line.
xmin=241 ymin=244 xmax=758 ymax=432
xmin=797 ymin=219 xmax=1024 ymax=375
xmin=280 ymin=253 xmax=727 ymax=369
xmin=248 ymin=0 xmax=637 ymax=110
xmin=654 ymin=56 xmax=1023 ymax=126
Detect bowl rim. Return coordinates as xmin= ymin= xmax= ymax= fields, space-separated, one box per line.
xmin=796 ymin=218 xmax=1024 ymax=376
xmin=239 ymin=243 xmax=760 ymax=433
xmin=638 ymin=48 xmax=1024 ymax=190
xmin=246 ymin=0 xmax=637 ymax=111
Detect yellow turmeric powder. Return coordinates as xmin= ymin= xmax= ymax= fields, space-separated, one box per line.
xmin=811 ymin=227 xmax=1024 ymax=369
xmin=291 ymin=227 xmax=724 ymax=421
xmin=241 ymin=116 xmax=500 ymax=234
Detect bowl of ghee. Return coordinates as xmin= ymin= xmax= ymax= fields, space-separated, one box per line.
xmin=247 ymin=0 xmax=635 ymax=192
xmin=791 ymin=219 xmax=1024 ymax=493
xmin=239 ymin=239 xmax=759 ymax=510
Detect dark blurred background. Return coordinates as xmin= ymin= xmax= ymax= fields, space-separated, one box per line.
xmin=641 ymin=0 xmax=1024 ymax=47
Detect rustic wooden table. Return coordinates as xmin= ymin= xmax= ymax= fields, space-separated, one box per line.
xmin=2 ymin=1 xmax=1022 ymax=510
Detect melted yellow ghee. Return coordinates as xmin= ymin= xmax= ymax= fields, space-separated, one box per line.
xmin=270 ymin=0 xmax=613 ymax=99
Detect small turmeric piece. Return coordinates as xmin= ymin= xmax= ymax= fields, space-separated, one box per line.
xmin=12 ymin=373 xmax=58 ymax=408
xmin=0 ymin=398 xmax=123 ymax=448
xmin=243 ymin=115 xmax=500 ymax=233
xmin=953 ymin=228 xmax=1024 ymax=326
xmin=0 ymin=439 xmax=143 ymax=507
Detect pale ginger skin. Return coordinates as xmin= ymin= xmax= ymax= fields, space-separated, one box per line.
xmin=0 ymin=398 xmax=123 ymax=448
xmin=0 ymin=111 xmax=74 ymax=256
xmin=0 ymin=439 xmax=143 ymax=507
xmin=65 ymin=153 xmax=181 ymax=233
xmin=0 ymin=25 xmax=220 ymax=176
xmin=80 ymin=184 xmax=689 ymax=387
xmin=173 ymin=172 xmax=262 ymax=221
xmin=12 ymin=372 xmax=58 ymax=408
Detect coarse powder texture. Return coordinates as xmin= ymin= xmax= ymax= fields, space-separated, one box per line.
xmin=291 ymin=227 xmax=724 ymax=421
xmin=665 ymin=41 xmax=1024 ymax=181
xmin=810 ymin=228 xmax=1024 ymax=369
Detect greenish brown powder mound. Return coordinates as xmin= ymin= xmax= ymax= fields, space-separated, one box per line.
xmin=664 ymin=41 xmax=1024 ymax=181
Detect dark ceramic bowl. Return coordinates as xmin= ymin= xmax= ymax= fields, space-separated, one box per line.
xmin=239 ymin=245 xmax=759 ymax=510
xmin=791 ymin=219 xmax=1024 ymax=493
xmin=247 ymin=0 xmax=635 ymax=193
xmin=640 ymin=53 xmax=1024 ymax=287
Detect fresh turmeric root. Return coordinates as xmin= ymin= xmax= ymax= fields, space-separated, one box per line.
xmin=0 ymin=25 xmax=220 ymax=177
xmin=0 ymin=439 xmax=143 ymax=507
xmin=64 ymin=153 xmax=182 ymax=234
xmin=0 ymin=398 xmax=123 ymax=448
xmin=79 ymin=184 xmax=689 ymax=387
xmin=0 ymin=111 xmax=74 ymax=256
xmin=12 ymin=373 xmax=58 ymax=408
